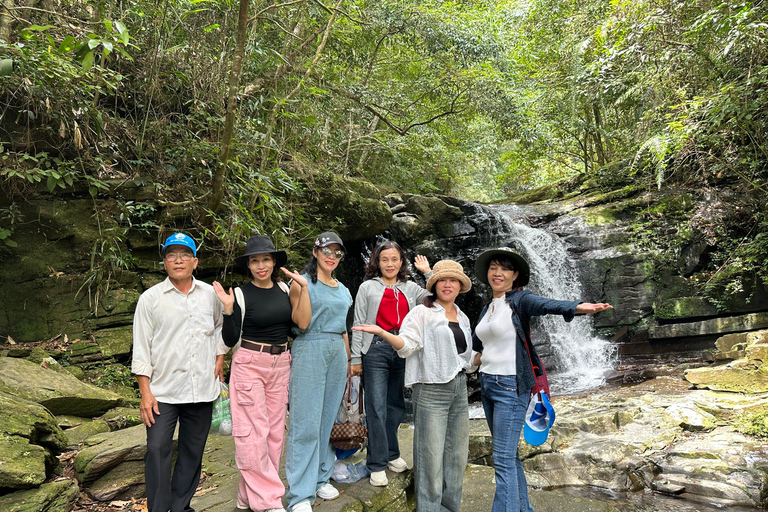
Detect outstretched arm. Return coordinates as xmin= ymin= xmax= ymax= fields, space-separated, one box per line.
xmin=575 ymin=303 xmax=613 ymax=315
xmin=352 ymin=324 xmax=406 ymax=350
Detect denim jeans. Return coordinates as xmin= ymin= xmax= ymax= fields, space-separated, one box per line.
xmin=412 ymin=372 xmax=469 ymax=512
xmin=480 ymin=373 xmax=535 ymax=512
xmin=230 ymin=349 xmax=291 ymax=510
xmin=362 ymin=337 xmax=406 ymax=472
xmin=285 ymin=333 xmax=348 ymax=508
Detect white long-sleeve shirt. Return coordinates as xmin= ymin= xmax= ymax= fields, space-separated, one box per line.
xmin=396 ymin=303 xmax=477 ymax=387
xmin=132 ymin=277 xmax=223 ymax=403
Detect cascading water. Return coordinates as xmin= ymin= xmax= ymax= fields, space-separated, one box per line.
xmin=489 ymin=204 xmax=617 ymax=393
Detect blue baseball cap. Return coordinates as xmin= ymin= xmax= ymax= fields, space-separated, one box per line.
xmin=162 ymin=233 xmax=197 ymax=257
xmin=524 ymin=392 xmax=556 ymax=446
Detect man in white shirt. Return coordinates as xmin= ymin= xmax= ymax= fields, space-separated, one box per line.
xmin=132 ymin=233 xmax=223 ymax=512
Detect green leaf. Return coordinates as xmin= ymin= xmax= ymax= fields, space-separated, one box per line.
xmin=81 ymin=51 xmax=95 ymax=71
xmin=3 ymin=239 xmax=18 ymax=248
xmin=88 ymin=38 xmax=101 ymax=50
xmin=25 ymin=24 xmax=56 ymax=32
xmin=58 ymin=36 xmax=76 ymax=54
xmin=46 ymin=175 xmax=57 ymax=192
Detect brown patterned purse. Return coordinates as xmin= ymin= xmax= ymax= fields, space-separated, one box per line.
xmin=330 ymin=377 xmax=366 ymax=450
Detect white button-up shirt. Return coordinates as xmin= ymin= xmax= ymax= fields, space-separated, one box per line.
xmin=397 ymin=302 xmax=477 ymax=387
xmin=131 ymin=277 xmax=223 ymax=403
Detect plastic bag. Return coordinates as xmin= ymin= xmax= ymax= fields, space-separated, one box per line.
xmin=211 ymin=381 xmax=232 ymax=435
xmin=332 ymin=449 xmax=370 ymax=483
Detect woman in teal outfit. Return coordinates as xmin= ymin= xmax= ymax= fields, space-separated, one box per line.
xmin=285 ymin=232 xmax=353 ymax=512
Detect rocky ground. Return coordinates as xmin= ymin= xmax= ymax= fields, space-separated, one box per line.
xmin=2 ymin=328 xmax=768 ymax=511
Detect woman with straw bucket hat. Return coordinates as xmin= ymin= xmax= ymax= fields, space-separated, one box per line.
xmin=353 ymin=259 xmax=477 ymax=512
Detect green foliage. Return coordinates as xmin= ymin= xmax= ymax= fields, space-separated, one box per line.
xmin=734 ymin=411 xmax=768 ymax=438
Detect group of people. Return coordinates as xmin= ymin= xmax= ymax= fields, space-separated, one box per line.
xmin=132 ymin=230 xmax=612 ymax=512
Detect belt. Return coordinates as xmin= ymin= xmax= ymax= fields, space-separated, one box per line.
xmin=241 ymin=340 xmax=288 ymax=354
xmin=373 ymin=329 xmax=399 ymax=344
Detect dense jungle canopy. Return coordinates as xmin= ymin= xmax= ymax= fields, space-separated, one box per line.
xmin=1 ymin=0 xmax=767 ymax=304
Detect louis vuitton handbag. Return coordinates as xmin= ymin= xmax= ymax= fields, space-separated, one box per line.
xmin=330 ymin=375 xmax=367 ymax=450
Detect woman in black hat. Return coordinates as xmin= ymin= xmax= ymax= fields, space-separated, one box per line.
xmin=472 ymin=247 xmax=611 ymax=512
xmin=213 ymin=235 xmax=309 ymax=512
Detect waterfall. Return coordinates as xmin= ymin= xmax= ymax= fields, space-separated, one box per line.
xmin=489 ymin=205 xmax=617 ymax=394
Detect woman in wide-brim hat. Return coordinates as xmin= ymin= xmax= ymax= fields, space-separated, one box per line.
xmin=213 ymin=235 xmax=310 ymax=512
xmin=353 ymin=259 xmax=477 ymax=512
xmin=472 ymin=247 xmax=612 ymax=512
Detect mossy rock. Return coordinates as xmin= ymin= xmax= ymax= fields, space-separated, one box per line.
xmin=0 ymin=479 xmax=79 ymax=512
xmin=27 ymin=347 xmax=50 ymax=363
xmin=64 ymin=365 xmax=85 ymax=380
xmin=654 ymin=296 xmax=719 ymax=321
xmin=98 ymin=406 xmax=142 ymax=430
xmin=302 ymin=173 xmax=392 ymax=242
xmin=0 ymin=390 xmax=66 ymax=489
xmin=93 ymin=325 xmax=134 ymax=358
xmin=63 ymin=419 xmax=112 ymax=449
xmin=88 ymin=460 xmax=146 ymax=501
xmin=0 ymin=357 xmax=122 ymax=417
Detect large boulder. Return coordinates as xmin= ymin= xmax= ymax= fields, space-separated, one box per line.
xmin=0 ymin=357 xmax=122 ymax=416
xmin=0 ymin=390 xmax=66 ymax=489
xmin=685 ymin=329 xmax=768 ymax=392
xmin=0 ymin=480 xmax=79 ymax=512
xmin=74 ymin=423 xmax=177 ymax=489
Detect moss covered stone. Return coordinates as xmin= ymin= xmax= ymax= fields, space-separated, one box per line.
xmin=0 ymin=357 xmax=122 ymax=417
xmin=63 ymin=419 xmax=111 ymax=449
xmin=0 ymin=390 xmax=66 ymax=489
xmin=0 ymin=479 xmax=79 ymax=512
xmin=94 ymin=325 xmax=134 ymax=358
xmin=654 ymin=296 xmax=719 ymax=321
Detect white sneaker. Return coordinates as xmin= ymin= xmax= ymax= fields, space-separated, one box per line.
xmin=265 ymin=509 xmax=286 ymax=512
xmin=387 ymin=457 xmax=409 ymax=473
xmin=236 ymin=502 xmax=250 ymax=510
xmin=316 ymin=482 xmax=339 ymax=500
xmin=291 ymin=501 xmax=312 ymax=512
xmin=369 ymin=470 xmax=388 ymax=486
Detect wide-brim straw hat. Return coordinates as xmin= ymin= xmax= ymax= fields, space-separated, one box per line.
xmin=234 ymin=235 xmax=288 ymax=270
xmin=425 ymin=260 xmax=472 ymax=294
xmin=474 ymin=247 xmax=530 ymax=287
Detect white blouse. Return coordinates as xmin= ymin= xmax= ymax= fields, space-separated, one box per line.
xmin=397 ymin=303 xmax=477 ymax=387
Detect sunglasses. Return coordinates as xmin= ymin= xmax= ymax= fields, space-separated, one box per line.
xmin=319 ymin=247 xmax=344 ymax=259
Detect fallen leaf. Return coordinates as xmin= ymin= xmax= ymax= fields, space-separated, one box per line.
xmin=7 ymin=335 xmax=15 ymax=345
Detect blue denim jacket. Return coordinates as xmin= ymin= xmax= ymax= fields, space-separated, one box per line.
xmin=472 ymin=289 xmax=580 ymax=396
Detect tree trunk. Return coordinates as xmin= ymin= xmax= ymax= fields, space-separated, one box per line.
xmin=207 ymin=0 xmax=251 ymax=215
xmin=0 ymin=0 xmax=17 ymax=43
xmin=592 ymin=103 xmax=606 ymax=167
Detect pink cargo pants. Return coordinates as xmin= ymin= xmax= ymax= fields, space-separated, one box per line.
xmin=230 ymin=347 xmax=291 ymax=510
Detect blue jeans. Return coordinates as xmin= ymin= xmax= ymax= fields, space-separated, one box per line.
xmin=285 ymin=333 xmax=348 ymax=508
xmin=480 ymin=373 xmax=535 ymax=512
xmin=412 ymin=372 xmax=469 ymax=512
xmin=362 ymin=337 xmax=406 ymax=472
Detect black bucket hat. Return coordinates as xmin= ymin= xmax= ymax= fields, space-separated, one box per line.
xmin=235 ymin=235 xmax=288 ymax=270
xmin=474 ymin=247 xmax=530 ymax=287
xmin=313 ymin=231 xmax=346 ymax=253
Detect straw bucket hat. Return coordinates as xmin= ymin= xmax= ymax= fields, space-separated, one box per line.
xmin=425 ymin=259 xmax=472 ymax=293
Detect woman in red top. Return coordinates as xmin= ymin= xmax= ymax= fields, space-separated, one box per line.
xmin=350 ymin=240 xmax=431 ymax=486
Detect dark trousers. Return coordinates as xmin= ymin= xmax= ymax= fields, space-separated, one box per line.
xmin=362 ymin=337 xmax=406 ymax=472
xmin=145 ymin=401 xmax=213 ymax=512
